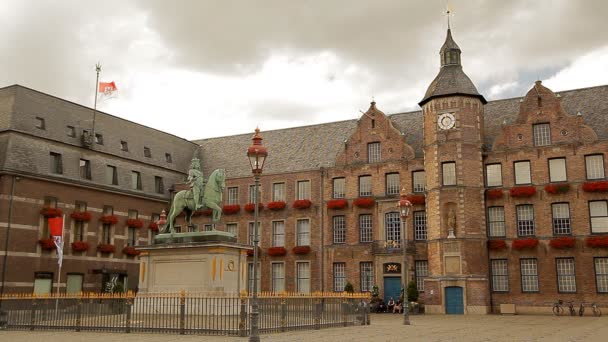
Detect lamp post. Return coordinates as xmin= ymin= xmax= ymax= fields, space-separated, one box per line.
xmin=397 ymin=187 xmax=412 ymax=325
xmin=247 ymin=128 xmax=267 ymax=342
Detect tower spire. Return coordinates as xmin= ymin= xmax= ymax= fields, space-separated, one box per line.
xmin=446 ymin=1 xmax=451 ymax=29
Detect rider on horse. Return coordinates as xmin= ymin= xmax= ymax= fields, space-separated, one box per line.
xmin=188 ymin=158 xmax=205 ymax=210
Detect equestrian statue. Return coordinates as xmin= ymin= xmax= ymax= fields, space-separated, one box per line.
xmin=160 ymin=158 xmax=226 ymax=234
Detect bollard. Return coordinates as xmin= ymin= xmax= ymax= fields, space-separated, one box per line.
xmin=179 ymin=290 xmax=186 ymax=335
xmin=238 ymin=295 xmax=248 ymax=337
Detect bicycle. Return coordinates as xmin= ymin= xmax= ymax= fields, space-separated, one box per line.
xmin=581 ymin=303 xmax=602 ymax=317
xmin=566 ymin=301 xmax=576 ymax=316
xmin=552 ymin=299 xmax=564 ymax=316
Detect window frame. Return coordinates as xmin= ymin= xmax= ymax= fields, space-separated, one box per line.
xmin=520 ymin=258 xmax=539 ymax=293
xmin=272 ymin=182 xmax=286 ymax=202
xmin=359 ymin=262 xmax=373 ymax=292
xmin=514 ymin=160 xmax=532 ymax=185
xmin=332 ymin=177 xmax=345 ymax=199
xmin=589 ymin=200 xmax=608 ymax=234
xmin=131 ymin=171 xmax=142 ymax=190
xmin=227 ymin=187 xmax=239 ymax=205
xmin=49 ymin=152 xmax=63 ymax=174
xmin=333 ymin=215 xmax=346 ymax=244
xmin=165 ymin=153 xmax=172 ymax=163
xmin=79 ymin=159 xmax=91 ymax=180
xmin=296 ymin=180 xmax=310 ymax=200
xmin=271 ymin=262 xmax=285 ymax=293
xmin=359 ymin=214 xmax=373 ymax=243
xmin=415 ymin=260 xmax=428 ymax=292
xmin=120 ymin=140 xmax=129 ymax=152
xmin=296 ymin=261 xmax=311 ymax=293
xmin=35 ymin=117 xmax=45 ymax=130
xmin=384 ymin=212 xmax=401 ymax=243
xmin=271 ymin=220 xmax=285 ymax=247
xmin=556 ymin=257 xmax=577 ymax=293
xmin=491 ymin=259 xmax=509 ymax=293
xmin=516 ymin=204 xmax=535 ymax=237
xmin=441 ymin=162 xmax=456 ymax=186
xmin=594 ymin=257 xmax=608 ymax=294
xmin=106 ymin=165 xmax=118 ymax=185
xmin=66 ymin=125 xmax=76 ymax=137
xmin=333 ymin=262 xmax=346 ymax=292
xmin=413 ymin=210 xmax=427 ymax=241
xmin=548 ymin=157 xmax=567 ymax=183
xmin=412 ymin=170 xmax=426 ymax=193
xmin=296 ymin=219 xmax=310 ymax=246
xmin=385 ymin=172 xmax=400 ymax=196
xmin=367 ymin=142 xmax=381 ymax=163
xmin=551 ymin=202 xmax=571 ymax=235
xmin=485 ymin=163 xmax=503 ymax=187
xmin=585 ymin=154 xmax=605 ymax=180
xmin=487 ymin=206 xmax=506 ymax=238
xmin=358 ymin=175 xmax=372 ymax=197
xmin=154 ymin=176 xmax=164 ymax=194
xmin=143 ymin=146 xmax=152 ymax=158
xmin=533 ymin=123 xmax=551 ymax=147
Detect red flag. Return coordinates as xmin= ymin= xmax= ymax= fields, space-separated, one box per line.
xmin=98 ymin=81 xmax=117 ymax=94
xmin=49 ymin=216 xmax=63 ymax=237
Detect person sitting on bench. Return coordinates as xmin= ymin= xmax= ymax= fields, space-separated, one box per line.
xmin=387 ymin=297 xmax=396 ymax=313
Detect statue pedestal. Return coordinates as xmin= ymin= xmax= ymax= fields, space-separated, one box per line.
xmin=136 ymin=233 xmax=249 ymax=295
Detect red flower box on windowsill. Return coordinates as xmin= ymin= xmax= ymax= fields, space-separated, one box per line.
xmin=582 ymin=181 xmax=608 ymax=193
xmin=292 ymin=246 xmax=311 ymax=255
xmin=71 ymin=241 xmax=90 ymax=252
xmin=223 ymin=205 xmax=241 ymax=215
xmin=70 ymin=211 xmax=92 ymax=222
xmin=267 ymin=201 xmax=287 ymax=211
xmin=126 ymin=219 xmax=144 ymax=229
xmin=585 ymin=236 xmax=608 ymax=248
xmin=246 ymin=247 xmax=261 ymax=257
xmin=512 ymin=238 xmax=539 ymax=250
xmin=327 ymin=199 xmax=348 ymax=210
xmin=549 ymin=236 xmax=575 ymax=249
xmin=244 ymin=203 xmax=264 ymax=213
xmin=97 ymin=243 xmax=116 ymax=254
xmin=293 ymin=199 xmax=312 ymax=209
xmin=354 ymin=198 xmax=375 ymax=208
xmin=488 ymin=240 xmax=507 ymax=251
xmin=545 ymin=183 xmax=570 ymax=194
xmin=39 ymin=238 xmax=56 ymax=250
xmin=122 ymin=246 xmax=141 ymax=256
xmin=40 ymin=207 xmax=63 ymax=218
xmin=196 ymin=209 xmax=212 ymax=216
xmin=406 ymin=194 xmax=426 ymax=205
xmin=268 ymin=246 xmax=287 ymax=256
xmin=486 ymin=189 xmax=504 ymax=200
xmin=99 ymin=215 xmax=118 ymax=225
xmin=509 ymin=186 xmax=537 ymax=198
xmin=148 ymin=222 xmax=159 ymax=231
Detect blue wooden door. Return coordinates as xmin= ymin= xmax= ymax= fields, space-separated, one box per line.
xmin=384 ymin=277 xmax=401 ymax=304
xmin=445 ymin=286 xmax=464 ymax=314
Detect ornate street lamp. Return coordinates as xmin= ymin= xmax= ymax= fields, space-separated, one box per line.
xmin=246 ymin=128 xmax=267 ymax=342
xmin=397 ymin=187 xmax=412 ymax=325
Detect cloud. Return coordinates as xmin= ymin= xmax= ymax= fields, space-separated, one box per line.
xmin=544 ymin=45 xmax=608 ymax=91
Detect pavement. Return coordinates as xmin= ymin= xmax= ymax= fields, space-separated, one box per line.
xmin=2 ymin=313 xmax=608 ymax=341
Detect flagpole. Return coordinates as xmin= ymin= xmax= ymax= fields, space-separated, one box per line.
xmin=89 ymin=63 xmax=101 ymax=147
xmin=54 ymin=214 xmax=65 ymax=315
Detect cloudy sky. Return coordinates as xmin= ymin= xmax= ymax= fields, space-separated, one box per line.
xmin=2 ymin=0 xmax=607 ymax=140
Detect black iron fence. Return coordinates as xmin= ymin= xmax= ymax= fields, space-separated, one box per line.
xmin=0 ymin=291 xmax=370 ymax=336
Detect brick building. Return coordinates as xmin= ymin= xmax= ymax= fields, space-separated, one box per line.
xmin=1 ymin=26 xmax=607 ymax=314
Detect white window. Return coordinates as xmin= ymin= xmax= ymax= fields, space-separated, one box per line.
xmin=272 ymin=183 xmax=285 ymax=202
xmin=368 ymin=142 xmax=381 ymax=163
xmin=549 ymin=158 xmax=567 ymax=182
xmin=442 ymin=162 xmax=456 ymax=186
xmin=106 ymin=165 xmax=118 ymax=185
xmin=296 ymin=262 xmax=311 ymax=293
xmin=359 ymin=176 xmax=372 ymax=197
xmin=271 ymin=263 xmax=285 ymax=292
xmin=247 ymin=262 xmax=261 ymax=294
xmin=516 ymin=205 xmax=535 ymax=236
xmin=590 ymin=201 xmax=608 ymax=233
xmin=556 ymin=258 xmax=576 ymax=293
xmin=296 ymin=219 xmax=310 ymax=246
xmin=586 ymin=154 xmax=605 ymax=180
xmin=360 ymin=262 xmax=373 ymax=292
xmin=413 ymin=211 xmax=427 ymax=241
xmin=272 ymin=221 xmax=285 ymax=247
xmin=297 ymin=180 xmax=311 ymax=200
xmin=226 ymin=223 xmax=238 ymax=237
xmin=415 ymin=260 xmax=428 ymax=292
xmin=514 ymin=161 xmax=531 ymax=185
xmin=491 ymin=259 xmax=508 ymax=292
xmin=131 ymin=171 xmax=142 ymax=190
xmin=520 ymin=259 xmax=539 ymax=292
xmin=595 ymin=258 xmax=608 ymax=293
xmin=533 ymin=123 xmax=551 ymax=146
xmin=488 ymin=207 xmax=506 ymax=237
xmin=248 ymin=222 xmax=261 ymax=246
xmin=485 ymin=164 xmax=502 ymax=187
xmin=386 ymin=173 xmax=400 ymax=195
xmin=227 ymin=187 xmax=239 ymax=205
xmin=552 ymin=203 xmax=571 ymax=235
xmin=248 ymin=185 xmax=257 ymax=204
xmin=333 ymin=178 xmax=345 ymax=198
xmin=66 ymin=274 xmax=83 ymax=294
xmin=359 ymin=214 xmax=373 ymax=243
xmin=333 ymin=216 xmax=346 ymax=244
xmin=412 ymin=171 xmax=426 ymax=193
xmin=333 ymin=263 xmax=346 ymax=292
xmin=385 ymin=212 xmax=401 ymax=244
xmin=33 ymin=273 xmax=53 ymax=295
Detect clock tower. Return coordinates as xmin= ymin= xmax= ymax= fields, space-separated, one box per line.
xmin=418 ymin=27 xmax=489 ymax=314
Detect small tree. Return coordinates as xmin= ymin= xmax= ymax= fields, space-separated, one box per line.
xmin=407 ymin=280 xmax=419 ymax=302
xmin=344 ymin=281 xmax=354 ymax=293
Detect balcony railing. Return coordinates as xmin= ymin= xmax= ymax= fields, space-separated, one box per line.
xmin=371 ymin=240 xmax=416 ymax=255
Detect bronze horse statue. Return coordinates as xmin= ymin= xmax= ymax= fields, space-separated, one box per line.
xmin=160 ymin=169 xmax=225 ymax=234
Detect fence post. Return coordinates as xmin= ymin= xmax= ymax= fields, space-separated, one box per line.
xmin=179 ymin=290 xmax=186 ymax=335
xmin=239 ymin=293 xmax=248 ymax=337
xmin=280 ymin=295 xmax=287 ymax=332
xmin=314 ymin=298 xmax=321 ymax=330
xmin=366 ymin=300 xmax=371 ymax=325
xmin=342 ymin=298 xmax=348 ymax=327
xmin=125 ymin=295 xmax=132 ymax=333
xmin=29 ymin=298 xmax=36 ymax=331
xmin=75 ymin=296 xmax=82 ymax=332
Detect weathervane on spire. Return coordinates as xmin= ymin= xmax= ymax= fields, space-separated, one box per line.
xmin=446 ymin=1 xmax=453 ymax=29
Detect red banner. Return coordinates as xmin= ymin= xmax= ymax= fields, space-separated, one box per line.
xmin=48 ymin=216 xmax=63 ymax=237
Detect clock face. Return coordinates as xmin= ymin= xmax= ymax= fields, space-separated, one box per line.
xmin=438 ymin=113 xmax=455 ymax=130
